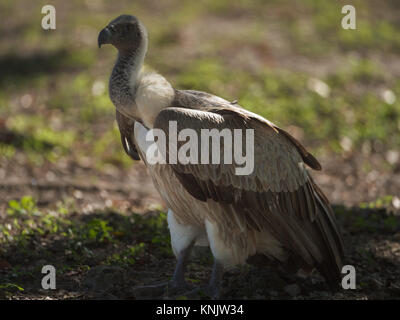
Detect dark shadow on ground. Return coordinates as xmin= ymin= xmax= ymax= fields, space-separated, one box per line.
xmin=0 ymin=206 xmax=399 ymax=299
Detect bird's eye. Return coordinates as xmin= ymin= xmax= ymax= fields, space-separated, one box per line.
xmin=109 ymin=24 xmax=116 ymax=32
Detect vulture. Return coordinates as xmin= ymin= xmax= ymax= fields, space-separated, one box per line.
xmin=98 ymin=15 xmax=344 ymax=298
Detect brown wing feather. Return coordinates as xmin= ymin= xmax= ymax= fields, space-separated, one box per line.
xmin=274 ymin=127 xmax=321 ymax=170
xmin=154 ymin=105 xmax=344 ymax=286
xmin=174 ymin=89 xmax=322 ymax=171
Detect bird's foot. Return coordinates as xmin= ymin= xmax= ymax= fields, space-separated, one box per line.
xmin=131 ymin=280 xmax=193 ymax=298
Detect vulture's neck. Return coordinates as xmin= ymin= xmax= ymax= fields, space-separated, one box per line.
xmin=109 ymin=44 xmax=147 ymax=121
xmin=109 ymin=37 xmax=175 ymax=128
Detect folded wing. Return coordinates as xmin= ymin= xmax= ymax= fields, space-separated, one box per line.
xmin=153 ymin=105 xmax=344 ymax=286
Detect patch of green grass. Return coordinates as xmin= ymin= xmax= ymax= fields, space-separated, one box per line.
xmin=173 ymin=55 xmax=400 ymax=154
xmin=339 ymin=20 xmax=400 ymax=52
xmin=131 ymin=212 xmax=173 ymax=256
xmin=47 ymin=73 xmax=109 ymax=120
xmin=92 ymin=125 xmax=133 ymax=169
xmin=81 ymin=218 xmax=114 ymax=243
xmin=4 ymin=114 xmax=77 ymax=165
xmin=334 ymin=202 xmax=400 ymax=234
xmin=0 ymin=283 xmax=24 ymax=299
xmin=360 ymin=195 xmax=394 ymax=210
xmin=8 ymin=115 xmax=76 ymax=149
xmin=0 ymin=197 xmax=172 ymax=279
xmin=7 ymin=196 xmax=39 ymax=217
xmin=0 ymin=143 xmax=16 ymax=159
xmin=175 ymin=59 xmax=229 ymax=93
xmin=105 ymin=243 xmax=146 ymax=266
xmin=1 ymin=196 xmax=73 ymax=248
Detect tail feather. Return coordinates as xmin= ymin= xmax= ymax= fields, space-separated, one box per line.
xmin=312 ymin=181 xmax=345 ymax=288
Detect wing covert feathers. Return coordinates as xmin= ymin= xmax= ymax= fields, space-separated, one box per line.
xmin=153 ymin=103 xmax=344 ymax=286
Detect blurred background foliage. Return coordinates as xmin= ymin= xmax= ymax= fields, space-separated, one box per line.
xmin=0 ymin=0 xmax=399 ymax=187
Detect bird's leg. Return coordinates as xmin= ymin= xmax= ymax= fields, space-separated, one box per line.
xmin=184 ymin=258 xmax=225 ymax=299
xmin=131 ymin=241 xmax=194 ymax=297
xmin=166 ymin=241 xmax=195 ymax=293
xmin=205 ymin=259 xmax=224 ymax=299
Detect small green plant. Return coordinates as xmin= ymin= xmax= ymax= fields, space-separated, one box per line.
xmin=0 ymin=283 xmax=24 ymax=299
xmin=105 ymin=243 xmax=146 ymax=266
xmin=7 ymin=196 xmax=39 ymax=217
xmin=82 ymin=218 xmax=114 ymax=243
xmin=0 ymin=283 xmax=24 ymax=292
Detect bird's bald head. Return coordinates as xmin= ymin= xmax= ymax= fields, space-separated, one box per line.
xmin=98 ymin=15 xmax=147 ymax=54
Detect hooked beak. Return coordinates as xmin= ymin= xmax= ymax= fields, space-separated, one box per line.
xmin=98 ymin=27 xmax=112 ymax=48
